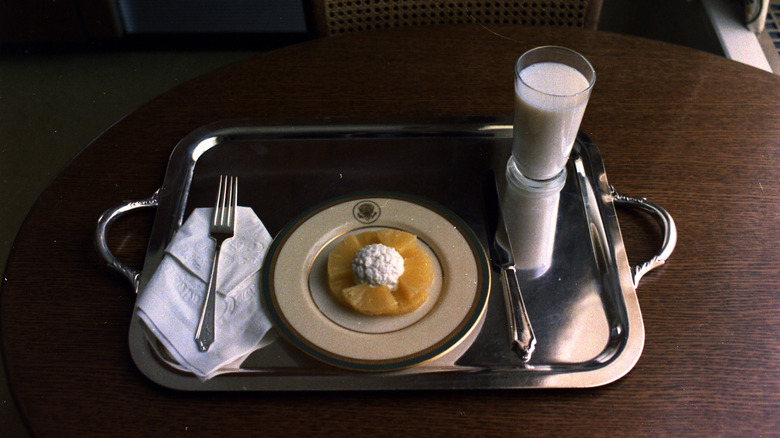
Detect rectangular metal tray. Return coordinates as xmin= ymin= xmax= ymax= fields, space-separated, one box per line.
xmin=124 ymin=117 xmax=647 ymax=390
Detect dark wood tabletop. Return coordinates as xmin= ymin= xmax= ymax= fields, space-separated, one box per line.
xmin=2 ymin=25 xmax=779 ymax=437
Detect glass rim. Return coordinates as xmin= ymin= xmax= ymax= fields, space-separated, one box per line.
xmin=506 ymin=157 xmax=567 ymax=193
xmin=515 ymin=46 xmax=596 ymax=98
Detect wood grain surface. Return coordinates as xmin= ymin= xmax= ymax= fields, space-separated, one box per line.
xmin=2 ymin=25 xmax=779 ymax=437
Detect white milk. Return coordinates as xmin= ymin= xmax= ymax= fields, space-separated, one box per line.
xmin=512 ymin=61 xmax=591 ymax=181
xmin=502 ymin=157 xmax=565 ymax=278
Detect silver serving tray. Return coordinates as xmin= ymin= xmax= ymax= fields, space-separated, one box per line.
xmin=96 ymin=117 xmax=676 ymax=390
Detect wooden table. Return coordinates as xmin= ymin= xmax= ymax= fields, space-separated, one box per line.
xmin=2 ymin=25 xmax=779 ymax=437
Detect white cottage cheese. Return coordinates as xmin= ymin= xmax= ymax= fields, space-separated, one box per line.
xmin=351 ymin=243 xmax=405 ymax=290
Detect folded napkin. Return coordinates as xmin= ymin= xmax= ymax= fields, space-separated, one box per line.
xmin=135 ymin=206 xmax=276 ymax=380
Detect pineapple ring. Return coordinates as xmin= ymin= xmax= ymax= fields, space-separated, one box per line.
xmin=327 ymin=229 xmax=434 ymax=316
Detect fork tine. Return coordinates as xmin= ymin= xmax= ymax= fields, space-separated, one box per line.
xmin=221 ymin=176 xmax=230 ymax=225
xmin=228 ymin=176 xmax=237 ymax=227
xmin=213 ymin=175 xmax=225 ymax=226
xmin=212 ymin=175 xmax=237 ymax=229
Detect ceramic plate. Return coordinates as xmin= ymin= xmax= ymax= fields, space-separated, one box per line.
xmin=261 ymin=192 xmax=490 ymax=371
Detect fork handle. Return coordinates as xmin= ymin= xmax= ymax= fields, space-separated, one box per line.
xmin=195 ymin=239 xmax=224 ymax=352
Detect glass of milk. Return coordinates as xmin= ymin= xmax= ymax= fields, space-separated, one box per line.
xmin=502 ymin=157 xmax=566 ymax=278
xmin=512 ymin=46 xmax=595 ymax=181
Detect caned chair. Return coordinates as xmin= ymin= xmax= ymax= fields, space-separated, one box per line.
xmin=312 ymin=0 xmax=603 ymax=37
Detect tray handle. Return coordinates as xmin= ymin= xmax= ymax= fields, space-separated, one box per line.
xmin=611 ymin=187 xmax=677 ymax=288
xmin=95 ymin=189 xmax=160 ymax=293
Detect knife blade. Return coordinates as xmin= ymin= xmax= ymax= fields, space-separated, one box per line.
xmin=484 ymin=171 xmax=536 ymax=362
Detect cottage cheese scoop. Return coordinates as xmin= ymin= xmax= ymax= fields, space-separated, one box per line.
xmin=352 ymin=243 xmax=405 ymax=289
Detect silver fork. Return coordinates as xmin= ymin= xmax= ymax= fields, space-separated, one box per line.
xmin=195 ymin=175 xmax=238 ymax=352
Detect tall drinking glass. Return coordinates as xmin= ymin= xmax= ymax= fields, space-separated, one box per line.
xmin=512 ymin=46 xmax=595 ymax=181
xmin=502 ymin=158 xmax=566 ymax=278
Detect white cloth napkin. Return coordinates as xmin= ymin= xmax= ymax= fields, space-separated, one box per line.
xmin=135 ymin=206 xmax=276 ymax=380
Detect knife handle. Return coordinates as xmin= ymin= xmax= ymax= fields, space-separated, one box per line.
xmin=501 ymin=265 xmax=536 ymax=362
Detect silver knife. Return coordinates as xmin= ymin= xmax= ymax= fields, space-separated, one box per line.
xmin=485 ymin=172 xmax=536 ymax=362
